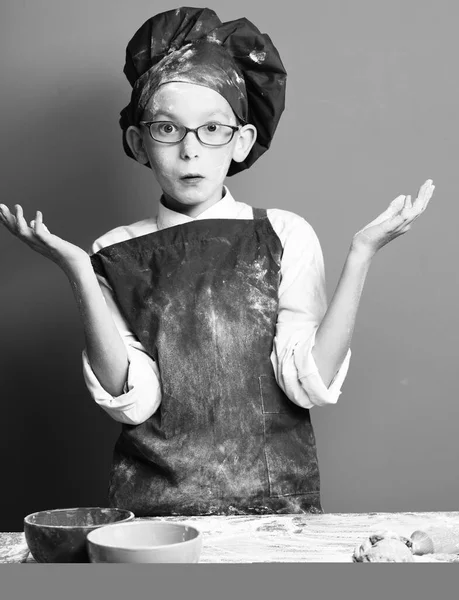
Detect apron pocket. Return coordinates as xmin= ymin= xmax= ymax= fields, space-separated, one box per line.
xmin=259 ymin=375 xmax=320 ymax=497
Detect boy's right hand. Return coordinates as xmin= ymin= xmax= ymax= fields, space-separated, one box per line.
xmin=0 ymin=203 xmax=90 ymax=277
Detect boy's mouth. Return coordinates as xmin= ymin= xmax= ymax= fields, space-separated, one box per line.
xmin=180 ymin=174 xmax=204 ymax=184
xmin=180 ymin=173 xmax=204 ymax=185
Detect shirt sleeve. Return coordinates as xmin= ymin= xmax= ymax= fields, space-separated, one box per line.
xmin=82 ymin=273 xmax=162 ymax=425
xmin=269 ymin=210 xmax=351 ymax=408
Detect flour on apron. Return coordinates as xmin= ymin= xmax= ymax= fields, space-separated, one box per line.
xmin=91 ymin=207 xmax=322 ymax=515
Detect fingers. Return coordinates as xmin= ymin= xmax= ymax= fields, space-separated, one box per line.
xmin=399 ymin=194 xmax=412 ymax=219
xmin=388 ymin=177 xmax=435 ymax=230
xmin=15 ymin=204 xmax=33 ymax=238
xmin=410 ymin=179 xmax=434 ymax=218
xmin=33 ymin=210 xmax=51 ymax=239
xmin=358 ymin=195 xmax=406 ymax=233
xmin=0 ymin=204 xmax=49 ymax=242
xmin=0 ymin=203 xmax=15 ymax=229
xmin=382 ymin=194 xmax=409 ymax=220
xmin=417 ymin=178 xmax=435 ymax=212
xmin=390 ymin=194 xmax=407 ymax=213
xmin=379 ymin=195 xmax=406 ymax=222
xmin=0 ymin=203 xmax=22 ymax=233
xmin=391 ymin=179 xmax=434 ymax=217
xmin=4 ymin=204 xmax=30 ymax=235
xmin=371 ymin=194 xmax=407 ymax=226
xmin=378 ymin=196 xmax=413 ymax=236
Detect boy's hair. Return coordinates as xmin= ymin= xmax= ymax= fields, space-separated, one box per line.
xmin=120 ymin=7 xmax=287 ymax=176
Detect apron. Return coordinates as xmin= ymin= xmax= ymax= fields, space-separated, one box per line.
xmin=91 ymin=207 xmax=322 ymax=515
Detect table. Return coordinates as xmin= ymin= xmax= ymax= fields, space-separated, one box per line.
xmin=2 ymin=512 xmax=459 ymax=563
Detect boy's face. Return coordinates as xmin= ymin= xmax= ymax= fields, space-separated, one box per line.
xmin=129 ymin=82 xmax=255 ymax=216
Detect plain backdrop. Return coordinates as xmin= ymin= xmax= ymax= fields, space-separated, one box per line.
xmin=0 ymin=0 xmax=457 ymax=531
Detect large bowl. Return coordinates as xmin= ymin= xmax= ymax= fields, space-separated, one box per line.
xmin=86 ymin=521 xmax=202 ymax=563
xmin=24 ymin=507 xmax=135 ymax=563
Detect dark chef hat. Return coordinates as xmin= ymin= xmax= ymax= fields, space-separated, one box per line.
xmin=120 ymin=6 xmax=287 ymax=176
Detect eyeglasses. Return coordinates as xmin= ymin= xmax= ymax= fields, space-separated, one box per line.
xmin=139 ymin=121 xmax=241 ymax=147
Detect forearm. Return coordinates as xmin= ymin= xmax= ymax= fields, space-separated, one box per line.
xmin=312 ymin=244 xmax=373 ymax=387
xmin=65 ymin=258 xmax=129 ymax=397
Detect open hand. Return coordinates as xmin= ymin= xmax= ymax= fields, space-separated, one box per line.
xmin=0 ymin=203 xmax=89 ymax=275
xmin=352 ymin=179 xmax=435 ymax=258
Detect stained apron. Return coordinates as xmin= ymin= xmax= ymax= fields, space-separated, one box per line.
xmin=91 ymin=207 xmax=322 ymax=515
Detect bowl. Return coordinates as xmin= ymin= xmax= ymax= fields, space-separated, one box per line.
xmin=86 ymin=520 xmax=202 ymax=563
xmin=24 ymin=507 xmax=135 ymax=563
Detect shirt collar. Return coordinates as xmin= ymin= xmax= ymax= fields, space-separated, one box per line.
xmin=156 ymin=186 xmax=238 ymax=231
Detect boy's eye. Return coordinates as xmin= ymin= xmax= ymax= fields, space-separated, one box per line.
xmin=149 ymin=122 xmax=183 ymax=142
xmin=204 ymin=123 xmax=220 ymax=133
xmin=158 ymin=122 xmax=179 ymax=134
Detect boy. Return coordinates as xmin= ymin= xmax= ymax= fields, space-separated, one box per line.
xmin=0 ymin=7 xmax=434 ymax=515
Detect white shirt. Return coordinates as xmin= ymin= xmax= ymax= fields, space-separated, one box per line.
xmin=82 ymin=187 xmax=351 ymax=425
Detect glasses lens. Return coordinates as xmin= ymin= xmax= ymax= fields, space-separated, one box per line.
xmin=197 ymin=124 xmax=235 ymax=146
xmin=150 ymin=122 xmax=184 ymax=143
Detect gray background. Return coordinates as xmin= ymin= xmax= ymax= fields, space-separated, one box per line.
xmin=0 ymin=0 xmax=457 ymax=531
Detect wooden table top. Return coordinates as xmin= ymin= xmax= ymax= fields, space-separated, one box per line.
xmin=3 ymin=511 xmax=459 ymax=563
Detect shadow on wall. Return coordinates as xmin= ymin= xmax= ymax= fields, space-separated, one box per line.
xmin=0 ymin=83 xmax=142 ymax=531
xmin=1 ymin=317 xmax=120 ymax=532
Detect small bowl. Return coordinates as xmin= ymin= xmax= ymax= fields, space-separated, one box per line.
xmin=87 ymin=521 xmax=202 ymax=563
xmin=24 ymin=507 xmax=135 ymax=563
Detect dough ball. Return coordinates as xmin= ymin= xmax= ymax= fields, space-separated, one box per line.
xmin=353 ymin=530 xmax=414 ymax=562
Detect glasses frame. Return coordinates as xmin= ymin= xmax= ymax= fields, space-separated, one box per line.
xmin=139 ymin=121 xmax=241 ymax=147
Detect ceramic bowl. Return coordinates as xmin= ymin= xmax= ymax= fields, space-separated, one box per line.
xmin=24 ymin=507 xmax=135 ymax=563
xmin=86 ymin=520 xmax=202 ymax=563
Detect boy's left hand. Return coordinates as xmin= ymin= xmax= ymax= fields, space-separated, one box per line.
xmin=352 ymin=179 xmax=435 ymax=258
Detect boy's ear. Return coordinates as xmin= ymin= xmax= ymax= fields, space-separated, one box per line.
xmin=232 ymin=125 xmax=257 ymax=164
xmin=125 ymin=126 xmax=149 ymax=165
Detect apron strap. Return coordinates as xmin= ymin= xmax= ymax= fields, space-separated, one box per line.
xmin=252 ymin=207 xmax=268 ymax=220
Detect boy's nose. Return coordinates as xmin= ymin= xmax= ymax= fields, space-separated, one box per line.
xmin=180 ymin=131 xmax=201 ymax=159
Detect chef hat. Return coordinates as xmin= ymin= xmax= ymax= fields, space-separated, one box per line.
xmin=120 ymin=6 xmax=287 ymax=176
